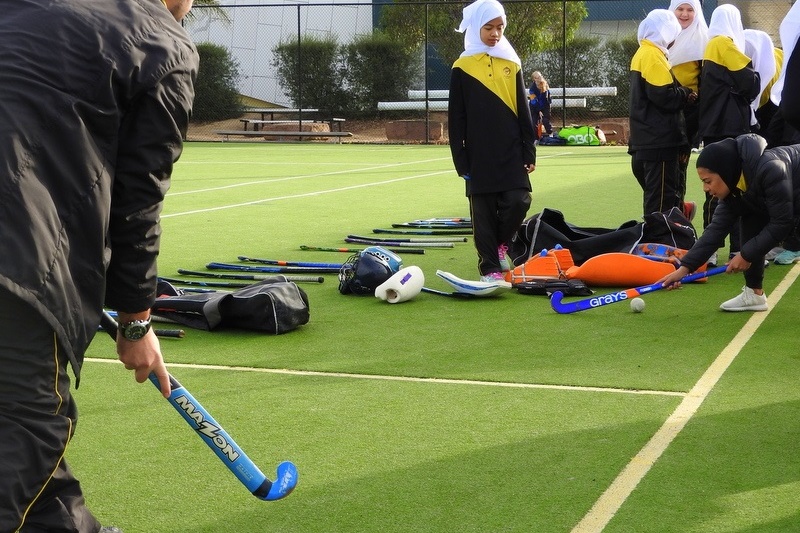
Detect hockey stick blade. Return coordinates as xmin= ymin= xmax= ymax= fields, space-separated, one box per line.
xmin=421 ymin=287 xmax=476 ymax=298
xmin=550 ymin=265 xmax=727 ymax=314
xmin=100 ymin=312 xmax=298 ymax=501
xmin=435 ymin=270 xmax=513 ymax=297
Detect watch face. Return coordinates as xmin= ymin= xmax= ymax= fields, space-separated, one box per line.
xmin=123 ymin=320 xmax=150 ymax=340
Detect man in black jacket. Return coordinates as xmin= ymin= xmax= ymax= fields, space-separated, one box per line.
xmin=0 ymin=1 xmax=198 ymax=531
xmin=659 ymin=134 xmax=800 ymax=311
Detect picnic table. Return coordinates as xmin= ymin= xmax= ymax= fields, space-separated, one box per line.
xmin=241 ymin=108 xmax=345 ymax=131
xmin=243 ymin=107 xmax=320 ymax=121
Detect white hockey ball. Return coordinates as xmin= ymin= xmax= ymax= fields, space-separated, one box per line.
xmin=630 ymin=297 xmax=645 ymax=313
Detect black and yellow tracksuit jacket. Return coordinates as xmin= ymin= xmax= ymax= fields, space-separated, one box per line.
xmin=699 ymin=35 xmax=760 ymax=140
xmin=628 ymin=40 xmax=691 ymax=154
xmin=448 ymin=54 xmax=536 ymax=195
xmin=672 ymin=60 xmax=702 ymax=93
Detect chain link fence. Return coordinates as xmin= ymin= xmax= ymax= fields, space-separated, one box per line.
xmin=185 ymin=0 xmax=792 ymax=144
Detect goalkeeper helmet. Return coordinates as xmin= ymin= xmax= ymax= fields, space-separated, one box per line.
xmin=338 ymin=246 xmax=403 ymax=295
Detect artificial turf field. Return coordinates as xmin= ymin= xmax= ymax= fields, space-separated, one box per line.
xmin=72 ymin=142 xmax=800 ymax=532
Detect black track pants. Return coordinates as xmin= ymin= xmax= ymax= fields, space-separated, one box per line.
xmin=0 ymin=290 xmax=100 ymax=533
xmin=469 ymin=188 xmax=531 ymax=275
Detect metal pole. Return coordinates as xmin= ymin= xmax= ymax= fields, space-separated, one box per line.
xmin=561 ymin=0 xmax=567 ymax=128
xmin=297 ymin=5 xmax=304 ymax=128
xmin=424 ymin=3 xmax=430 ymax=144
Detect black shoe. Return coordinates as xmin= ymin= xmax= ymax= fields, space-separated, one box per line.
xmin=100 ymin=527 xmax=123 ymax=533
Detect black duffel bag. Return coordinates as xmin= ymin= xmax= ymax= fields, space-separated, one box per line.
xmin=151 ymin=277 xmax=309 ymax=334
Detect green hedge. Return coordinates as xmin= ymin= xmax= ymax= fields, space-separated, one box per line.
xmin=192 ymin=42 xmax=244 ymax=122
xmin=273 ymin=34 xmax=419 ymax=117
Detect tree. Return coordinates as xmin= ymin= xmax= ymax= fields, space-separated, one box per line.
xmin=526 ymin=35 xmax=616 ymax=115
xmin=524 ymin=31 xmax=637 ymax=119
xmin=603 ymin=33 xmax=638 ymax=117
xmin=342 ymin=32 xmax=422 ymax=114
xmin=378 ymin=0 xmax=587 ymax=67
xmin=272 ymin=36 xmax=349 ymax=113
xmin=192 ymin=42 xmax=243 ymax=121
xmin=187 ymin=0 xmax=230 ymax=23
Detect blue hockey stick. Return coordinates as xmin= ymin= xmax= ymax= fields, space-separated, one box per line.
xmin=100 ymin=312 xmax=297 ymax=501
xmin=550 ymin=265 xmax=728 ymax=314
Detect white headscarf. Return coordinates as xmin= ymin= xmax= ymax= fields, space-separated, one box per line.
xmin=637 ymin=9 xmax=682 ymax=56
xmin=707 ymin=4 xmax=745 ymax=53
xmin=770 ymin=1 xmax=800 ymax=105
xmin=744 ymin=28 xmax=776 ymax=123
xmin=667 ymin=0 xmax=709 ymax=65
xmin=457 ymin=0 xmax=521 ymax=65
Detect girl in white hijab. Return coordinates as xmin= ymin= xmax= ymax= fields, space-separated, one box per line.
xmin=636 ymin=8 xmax=682 ymax=54
xmin=458 ymin=0 xmax=520 ymax=65
xmin=448 ymin=0 xmax=536 ymax=282
xmin=666 ymin=0 xmax=708 ymax=219
xmin=698 ymin=3 xmax=760 ymax=264
xmin=668 ymin=0 xmax=708 ymax=70
xmin=707 ymin=4 xmax=746 ymax=53
xmin=629 ymin=9 xmax=694 ymax=218
xmin=699 ymin=2 xmax=758 ymax=144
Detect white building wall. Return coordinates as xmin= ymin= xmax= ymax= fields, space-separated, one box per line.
xmin=186 ymin=1 xmax=375 ymax=106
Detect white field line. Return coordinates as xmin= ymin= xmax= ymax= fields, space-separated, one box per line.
xmin=572 ymin=262 xmax=800 ymax=533
xmin=83 ymin=358 xmax=686 ymax=398
xmin=162 ymin=170 xmax=451 ymax=218
xmin=162 ymin=152 xmax=571 ymax=219
xmin=168 ymin=157 xmax=452 ymax=196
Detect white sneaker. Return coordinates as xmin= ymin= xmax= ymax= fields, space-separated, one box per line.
xmin=707 ymin=252 xmax=718 ymax=267
xmin=719 ymin=286 xmax=768 ymax=312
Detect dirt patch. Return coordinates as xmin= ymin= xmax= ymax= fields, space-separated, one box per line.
xmin=187 ymin=117 xmax=392 ymax=143
xmin=187 ymin=114 xmax=455 ymax=144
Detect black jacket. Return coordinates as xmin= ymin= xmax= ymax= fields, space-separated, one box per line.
xmin=681 ymin=134 xmax=800 ymax=270
xmin=0 ymin=0 xmax=198 ymax=372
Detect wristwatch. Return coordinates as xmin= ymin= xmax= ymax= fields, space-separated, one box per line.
xmin=120 ymin=318 xmax=152 ymax=341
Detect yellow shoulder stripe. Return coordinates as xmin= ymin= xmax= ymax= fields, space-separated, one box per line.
xmin=704 ymin=36 xmax=751 ymax=71
xmin=631 ymin=41 xmax=674 ymax=86
xmin=453 ymin=54 xmax=519 ymax=114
